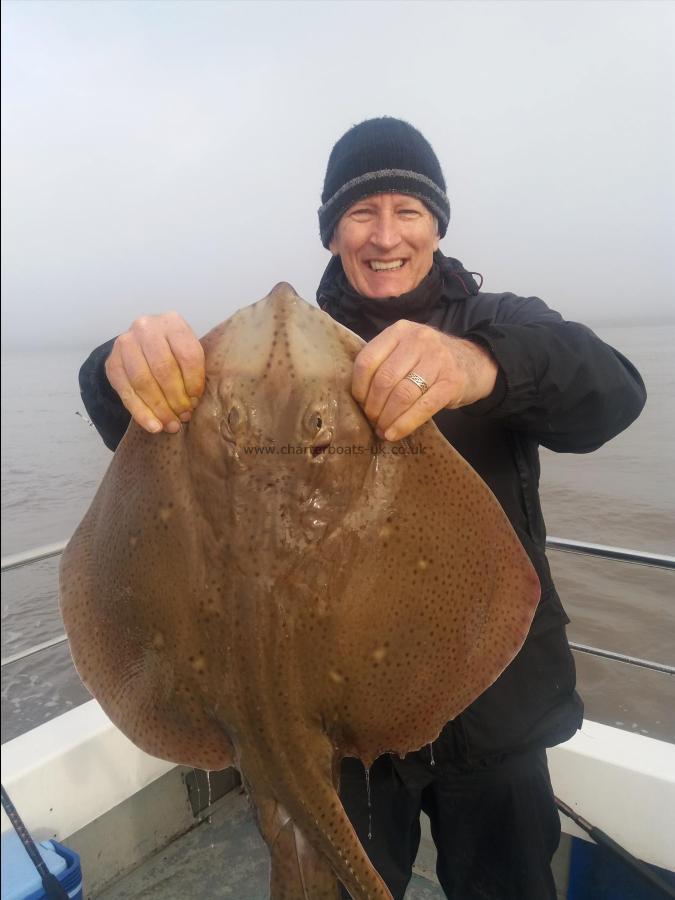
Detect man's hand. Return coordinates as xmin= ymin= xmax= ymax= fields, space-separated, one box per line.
xmin=105 ymin=312 xmax=205 ymax=434
xmin=352 ymin=320 xmax=498 ymax=441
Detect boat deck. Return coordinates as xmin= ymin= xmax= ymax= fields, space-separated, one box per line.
xmin=96 ymin=788 xmax=446 ymax=900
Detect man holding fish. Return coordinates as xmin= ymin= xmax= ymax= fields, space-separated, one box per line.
xmin=79 ymin=117 xmax=646 ymax=899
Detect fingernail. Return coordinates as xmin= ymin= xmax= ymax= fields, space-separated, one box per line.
xmin=165 ymin=420 xmax=181 ymax=434
xmin=190 ymin=397 xmax=200 ymax=409
xmin=384 ymin=429 xmax=396 ymax=442
xmin=147 ymin=419 xmax=162 ymax=433
xmin=179 ymin=411 xmax=192 ymax=423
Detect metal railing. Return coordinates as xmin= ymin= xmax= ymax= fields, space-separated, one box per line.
xmin=1 ymin=540 xmax=68 ymax=573
xmin=2 ymin=537 xmax=674 ymax=672
xmin=545 ymin=536 xmax=675 ymax=570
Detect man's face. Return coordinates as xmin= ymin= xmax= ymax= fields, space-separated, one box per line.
xmin=329 ymin=193 xmax=439 ymax=299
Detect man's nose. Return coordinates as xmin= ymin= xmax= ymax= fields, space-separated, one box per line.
xmin=370 ymin=212 xmax=401 ymax=250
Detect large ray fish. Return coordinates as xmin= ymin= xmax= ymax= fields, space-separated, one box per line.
xmin=60 ymin=283 xmax=540 ymax=899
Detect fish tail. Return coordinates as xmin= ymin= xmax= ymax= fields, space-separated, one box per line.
xmin=283 ymin=771 xmax=393 ymax=900
xmin=243 ymin=743 xmax=392 ymax=900
xmin=269 ymin=810 xmax=340 ymax=900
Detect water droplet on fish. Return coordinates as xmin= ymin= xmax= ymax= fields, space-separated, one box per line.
xmin=429 ymin=742 xmax=435 ymax=766
xmin=365 ymin=765 xmax=373 ymax=840
xmin=207 ymin=770 xmax=213 ymax=809
xmin=194 ymin=767 xmax=202 ymax=820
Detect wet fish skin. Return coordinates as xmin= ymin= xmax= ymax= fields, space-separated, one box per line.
xmin=60 ymin=283 xmax=540 ymax=899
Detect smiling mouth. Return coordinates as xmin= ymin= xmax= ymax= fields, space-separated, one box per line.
xmin=368 ymin=259 xmax=406 ymax=271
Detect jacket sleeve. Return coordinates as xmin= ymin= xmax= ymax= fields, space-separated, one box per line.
xmin=79 ymin=338 xmax=131 ymax=452
xmin=461 ymin=293 xmax=647 ymax=452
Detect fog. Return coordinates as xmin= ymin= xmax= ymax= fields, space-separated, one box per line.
xmin=1 ymin=0 xmax=673 ymax=349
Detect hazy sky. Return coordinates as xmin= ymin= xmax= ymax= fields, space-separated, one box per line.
xmin=1 ymin=0 xmax=673 ymax=348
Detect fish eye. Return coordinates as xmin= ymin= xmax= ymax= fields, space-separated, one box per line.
xmin=228 ymin=407 xmax=240 ymax=430
xmin=303 ymin=405 xmax=328 ymax=439
xmin=219 ymin=401 xmax=245 ymax=442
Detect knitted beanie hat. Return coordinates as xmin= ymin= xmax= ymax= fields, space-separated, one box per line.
xmin=318 ymin=117 xmax=450 ymax=248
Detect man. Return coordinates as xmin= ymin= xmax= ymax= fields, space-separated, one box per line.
xmin=79 ymin=117 xmax=646 ymax=899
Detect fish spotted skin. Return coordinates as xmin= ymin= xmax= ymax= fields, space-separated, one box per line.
xmin=60 ymin=283 xmax=539 ymax=899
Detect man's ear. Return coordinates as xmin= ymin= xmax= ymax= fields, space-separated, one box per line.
xmin=328 ymin=225 xmax=340 ymax=257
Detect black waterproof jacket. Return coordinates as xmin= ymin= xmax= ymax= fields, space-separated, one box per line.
xmin=78 ymin=252 xmax=646 ymax=766
xmin=316 ymin=252 xmax=646 ymax=768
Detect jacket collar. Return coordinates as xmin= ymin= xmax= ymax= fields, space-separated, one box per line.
xmin=316 ymin=251 xmax=481 ymax=340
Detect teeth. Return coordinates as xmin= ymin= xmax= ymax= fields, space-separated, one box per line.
xmin=369 ymin=260 xmax=404 ymax=271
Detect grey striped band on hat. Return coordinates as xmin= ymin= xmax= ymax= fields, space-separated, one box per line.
xmin=319 ymin=168 xmax=450 ymax=216
xmin=325 ymin=188 xmax=448 ymax=232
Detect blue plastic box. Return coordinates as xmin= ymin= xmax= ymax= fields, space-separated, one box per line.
xmin=567 ymin=835 xmax=675 ymax=900
xmin=1 ymin=832 xmax=82 ymax=900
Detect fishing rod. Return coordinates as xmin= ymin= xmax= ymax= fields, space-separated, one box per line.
xmin=555 ymin=796 xmax=675 ymax=899
xmin=1 ymin=784 xmax=70 ymax=900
